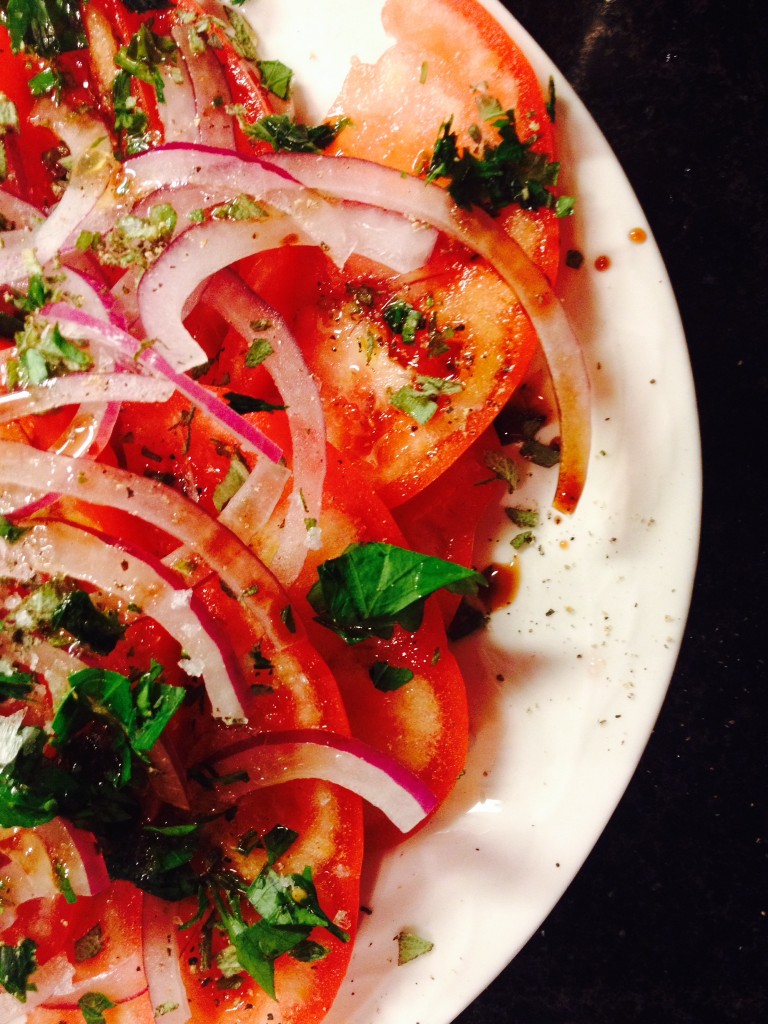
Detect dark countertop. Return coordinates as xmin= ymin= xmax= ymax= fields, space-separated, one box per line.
xmin=456 ymin=1 xmax=766 ymax=1022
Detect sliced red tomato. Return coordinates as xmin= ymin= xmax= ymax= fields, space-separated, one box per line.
xmin=0 ymin=27 xmax=61 ymax=208
xmin=280 ymin=447 xmax=470 ymax=839
xmin=238 ymin=238 xmax=539 ymax=507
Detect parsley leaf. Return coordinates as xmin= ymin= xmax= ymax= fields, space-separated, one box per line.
xmin=2 ymin=0 xmax=85 ymax=57
xmin=50 ymin=589 xmax=124 ymax=655
xmin=78 ymin=992 xmax=115 ymax=1024
xmin=0 ymin=514 xmax=29 ymax=544
xmin=114 ymin=22 xmax=177 ymax=103
xmin=240 ymin=113 xmax=347 ymax=153
xmin=307 ymin=542 xmax=485 ymax=644
xmin=0 ymin=667 xmax=34 ymax=701
xmin=0 ymin=937 xmax=38 ymax=1002
xmin=390 ymin=375 xmax=463 ymax=425
xmin=426 ymin=108 xmax=574 ymax=218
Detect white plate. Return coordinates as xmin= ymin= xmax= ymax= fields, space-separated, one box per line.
xmin=249 ymin=1 xmax=702 ymax=1020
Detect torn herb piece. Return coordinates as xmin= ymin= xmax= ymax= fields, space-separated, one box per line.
xmin=505 ymin=506 xmax=539 ymax=529
xmin=50 ymin=589 xmax=124 ymax=655
xmin=0 ymin=515 xmax=29 ymax=545
xmin=369 ymin=661 xmax=415 ymax=692
xmin=258 ymin=59 xmax=293 ymax=100
xmin=213 ymin=452 xmax=249 ymax=512
xmin=239 ymin=113 xmax=348 ymax=153
xmin=396 ymin=930 xmax=434 ymax=965
xmin=224 ymin=392 xmax=285 ymax=414
xmin=482 ymin=450 xmax=519 ymax=492
xmin=0 ymin=937 xmax=38 ymax=1002
xmin=0 ymin=668 xmax=34 ymax=701
xmin=114 ymin=22 xmax=177 ymax=103
xmin=245 ymin=338 xmax=274 ymax=367
xmin=78 ymin=991 xmax=116 ymax=1024
xmin=383 ymin=298 xmax=425 ymax=343
xmin=74 ymin=925 xmax=103 ymax=963
xmin=520 ymin=435 xmax=561 ymax=468
xmin=390 ymin=375 xmax=463 ymax=426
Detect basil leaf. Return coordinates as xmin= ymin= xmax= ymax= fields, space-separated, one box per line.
xmin=307 ymin=542 xmax=485 ymax=644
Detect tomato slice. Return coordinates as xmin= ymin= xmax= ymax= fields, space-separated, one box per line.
xmin=282 ymin=447 xmax=470 ymax=838
xmin=237 ymin=238 xmax=539 ymax=507
xmin=0 ymin=27 xmax=61 ymax=208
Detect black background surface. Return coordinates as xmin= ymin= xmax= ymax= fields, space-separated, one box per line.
xmin=454 ymin=2 xmax=767 ymax=1022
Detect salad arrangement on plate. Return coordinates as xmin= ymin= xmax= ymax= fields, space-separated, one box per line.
xmin=0 ymin=1 xmax=589 ymax=1021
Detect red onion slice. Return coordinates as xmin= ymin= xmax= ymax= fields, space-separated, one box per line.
xmin=173 ymin=25 xmax=235 ymax=150
xmin=35 ymin=818 xmax=110 ymax=898
xmin=40 ymin=302 xmax=283 ymax=463
xmin=0 ymin=107 xmax=116 ymax=285
xmin=158 ymin=47 xmax=199 ymax=145
xmin=0 ymin=442 xmax=297 ymax=651
xmin=194 ymin=728 xmax=438 ymax=833
xmin=203 ymin=271 xmax=327 ymax=584
xmin=0 ymin=372 xmax=174 ymax=422
xmin=142 ymin=895 xmax=191 ymax=1024
xmin=265 ymin=152 xmax=591 ymax=513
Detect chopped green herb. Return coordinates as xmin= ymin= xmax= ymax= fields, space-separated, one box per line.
xmin=426 ymin=108 xmax=574 ymax=218
xmin=239 ymin=113 xmax=348 ymax=153
xmin=546 ymin=75 xmax=557 ymax=122
xmin=0 ymin=515 xmax=29 ymax=545
xmin=390 ymin=375 xmax=463 ymax=426
xmin=224 ymin=391 xmax=285 ymax=414
xmin=250 ymin=644 xmax=273 ymax=672
xmin=28 ymin=65 xmax=63 ymax=98
xmin=511 ymin=530 xmax=535 ymax=550
xmin=245 ymin=338 xmax=274 ymax=367
xmin=369 ymin=661 xmax=415 ymax=692
xmin=383 ymin=298 xmax=425 ymax=343
xmin=307 ymin=541 xmax=485 ymax=644
xmin=74 ymin=924 xmax=103 ymax=963
xmin=94 ymin=204 xmax=177 ymax=268
xmin=280 ymin=605 xmax=296 ymax=633
xmin=78 ymin=991 xmax=116 ymax=1024
xmin=520 ymin=435 xmax=561 ymax=468
xmin=114 ymin=22 xmax=177 ymax=103
xmin=258 ymin=59 xmax=293 ymax=100
xmin=396 ymin=930 xmax=434 ymax=965
xmin=3 ymin=0 xmax=86 ymax=57
xmin=0 ymin=936 xmax=38 ymax=1002
xmin=213 ymin=452 xmax=249 ymax=512
xmin=50 ymin=589 xmax=124 ymax=655
xmin=505 ymin=506 xmax=539 ymax=529
xmin=53 ymin=860 xmax=77 ymax=903
xmin=112 ymin=69 xmax=152 ymax=157
xmin=482 ymin=450 xmax=519 ymax=493
xmin=211 ymin=194 xmax=266 ymax=221
xmin=0 ymin=667 xmax=34 ymax=702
